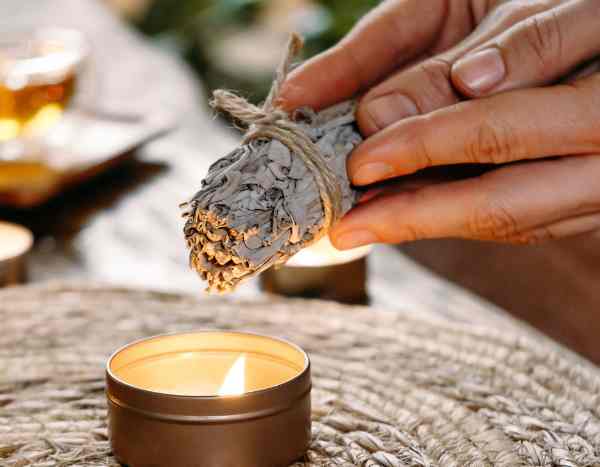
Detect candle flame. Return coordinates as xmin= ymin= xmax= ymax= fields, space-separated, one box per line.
xmin=217 ymin=354 xmax=246 ymax=396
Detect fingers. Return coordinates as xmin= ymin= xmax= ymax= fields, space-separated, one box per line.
xmin=278 ymin=0 xmax=450 ymax=112
xmin=330 ymin=155 xmax=600 ymax=248
xmin=348 ymin=77 xmax=600 ymax=185
xmin=356 ymin=0 xmax=556 ymax=135
xmin=356 ymin=58 xmax=458 ymax=136
xmin=452 ymin=0 xmax=600 ymax=97
xmin=525 ymin=213 xmax=600 ymax=242
xmin=357 ymin=165 xmax=490 ymax=202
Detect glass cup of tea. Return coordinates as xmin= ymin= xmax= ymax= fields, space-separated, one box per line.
xmin=0 ymin=27 xmax=90 ymax=160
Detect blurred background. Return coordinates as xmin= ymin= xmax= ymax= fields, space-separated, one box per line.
xmin=2 ymin=0 xmax=600 ymax=365
xmin=114 ymin=0 xmax=379 ymax=101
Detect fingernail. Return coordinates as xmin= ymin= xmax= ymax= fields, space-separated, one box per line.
xmin=353 ymin=162 xmax=394 ymax=185
xmin=334 ymin=230 xmax=377 ymax=250
xmin=364 ymin=93 xmax=419 ymax=130
xmin=453 ymin=48 xmax=506 ymax=94
xmin=276 ymin=82 xmax=302 ymax=111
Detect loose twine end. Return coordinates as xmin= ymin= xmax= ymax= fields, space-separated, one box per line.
xmin=209 ymin=33 xmax=342 ymax=237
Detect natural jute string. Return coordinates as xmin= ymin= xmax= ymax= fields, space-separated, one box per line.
xmin=210 ymin=34 xmax=342 ymax=233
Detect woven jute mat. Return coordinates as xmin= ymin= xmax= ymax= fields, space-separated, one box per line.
xmin=1 ymin=282 xmax=599 ymax=466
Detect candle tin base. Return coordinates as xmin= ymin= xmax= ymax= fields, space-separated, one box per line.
xmin=261 ymin=257 xmax=368 ymax=304
xmin=106 ymin=331 xmax=311 ymax=467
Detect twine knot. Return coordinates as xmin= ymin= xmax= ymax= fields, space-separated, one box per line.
xmin=209 ymin=33 xmax=342 ymax=237
xmin=210 ymin=90 xmax=289 ymax=127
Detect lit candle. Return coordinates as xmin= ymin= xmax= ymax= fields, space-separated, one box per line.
xmin=261 ymin=236 xmax=372 ymax=303
xmin=113 ymin=346 xmax=299 ymax=397
xmin=106 ymin=331 xmax=311 ymax=467
xmin=0 ymin=221 xmax=33 ymax=286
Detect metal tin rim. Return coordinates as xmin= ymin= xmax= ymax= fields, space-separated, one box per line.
xmin=106 ymin=329 xmax=310 ymax=400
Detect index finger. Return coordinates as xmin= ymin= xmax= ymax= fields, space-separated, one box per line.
xmin=348 ymin=77 xmax=600 ymax=185
xmin=277 ymin=0 xmax=448 ymax=112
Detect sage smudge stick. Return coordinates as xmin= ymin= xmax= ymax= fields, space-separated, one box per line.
xmin=182 ymin=35 xmax=362 ymax=292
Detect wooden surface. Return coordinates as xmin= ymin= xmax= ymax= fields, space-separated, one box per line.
xmin=2 ymin=0 xmax=598 ymax=363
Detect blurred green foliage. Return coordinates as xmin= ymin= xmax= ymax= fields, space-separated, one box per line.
xmin=139 ymin=0 xmax=264 ymax=40
xmin=134 ymin=0 xmax=380 ymax=100
xmin=315 ymin=0 xmax=380 ymax=44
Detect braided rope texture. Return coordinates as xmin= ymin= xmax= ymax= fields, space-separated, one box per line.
xmin=208 ymin=33 xmax=343 ymax=231
xmin=1 ymin=282 xmax=600 ymax=466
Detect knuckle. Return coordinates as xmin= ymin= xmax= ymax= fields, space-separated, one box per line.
xmin=567 ymin=78 xmax=600 ymax=147
xmin=337 ymin=43 xmax=370 ymax=91
xmin=390 ymin=189 xmax=434 ymax=242
xmin=521 ymin=12 xmax=563 ymax=71
xmin=378 ymin=221 xmax=420 ymax=245
xmin=466 ymin=120 xmax=520 ymax=164
xmin=415 ymin=59 xmax=455 ymax=109
xmin=510 ymin=224 xmax=557 ymax=245
xmin=468 ymin=199 xmax=520 ymax=240
xmin=400 ymin=118 xmax=435 ymax=171
xmin=487 ymin=1 xmax=536 ymax=27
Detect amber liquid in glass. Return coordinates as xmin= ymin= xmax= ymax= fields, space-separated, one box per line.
xmin=0 ymin=73 xmax=76 ymax=142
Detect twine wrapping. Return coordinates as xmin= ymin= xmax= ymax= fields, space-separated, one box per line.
xmin=209 ymin=34 xmax=342 ymax=233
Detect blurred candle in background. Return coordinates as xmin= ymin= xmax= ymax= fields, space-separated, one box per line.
xmin=261 ymin=236 xmax=371 ymax=304
xmin=0 ymin=221 xmax=33 ymax=286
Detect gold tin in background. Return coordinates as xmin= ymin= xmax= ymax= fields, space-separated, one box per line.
xmin=261 ymin=236 xmax=371 ymax=304
xmin=0 ymin=221 xmax=33 ymax=286
xmin=106 ymin=331 xmax=311 ymax=467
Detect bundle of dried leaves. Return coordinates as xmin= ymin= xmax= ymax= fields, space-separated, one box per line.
xmin=182 ymin=36 xmax=361 ymax=292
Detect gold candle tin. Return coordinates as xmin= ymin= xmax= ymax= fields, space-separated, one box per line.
xmin=106 ymin=331 xmax=311 ymax=467
xmin=0 ymin=221 xmax=33 ymax=286
xmin=261 ymin=236 xmax=371 ymax=304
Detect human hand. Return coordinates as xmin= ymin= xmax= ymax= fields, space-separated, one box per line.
xmin=279 ymin=0 xmax=600 ymax=248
